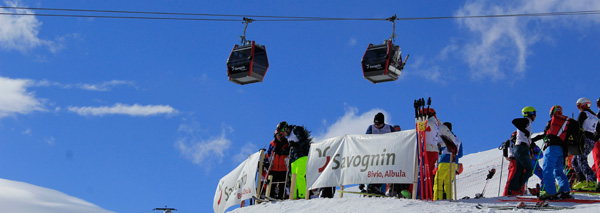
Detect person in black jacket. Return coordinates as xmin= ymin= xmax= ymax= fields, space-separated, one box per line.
xmin=287 ymin=125 xmax=313 ymax=199
xmin=571 ymin=98 xmax=600 ymax=191
xmin=508 ymin=106 xmax=537 ymax=196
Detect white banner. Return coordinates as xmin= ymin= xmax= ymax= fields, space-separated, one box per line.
xmin=306 ymin=130 xmax=417 ymax=189
xmin=213 ymin=151 xmax=261 ymax=213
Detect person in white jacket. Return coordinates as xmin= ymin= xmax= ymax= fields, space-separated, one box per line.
xmin=421 ymin=108 xmax=457 ymax=198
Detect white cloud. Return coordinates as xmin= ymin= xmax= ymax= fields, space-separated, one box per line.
xmin=233 ymin=142 xmax=259 ymax=163
xmin=452 ymin=0 xmax=600 ymax=80
xmin=76 ymin=80 xmax=136 ymax=91
xmin=0 ymin=76 xmax=44 ymax=118
xmin=44 ymin=136 xmax=55 ymax=145
xmin=21 ymin=128 xmax=31 ymax=135
xmin=67 ymin=103 xmax=177 ymax=116
xmin=33 ymin=79 xmax=136 ymax=91
xmin=348 ymin=38 xmax=357 ymax=46
xmin=407 ymin=56 xmax=445 ymax=83
xmin=314 ymin=105 xmax=390 ymax=142
xmin=175 ymin=122 xmax=233 ymax=170
xmin=0 ymin=1 xmax=57 ymax=53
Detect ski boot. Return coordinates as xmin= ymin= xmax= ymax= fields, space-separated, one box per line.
xmin=556 ymin=191 xmax=573 ymax=200
xmin=538 ymin=191 xmax=556 ymax=200
xmin=573 ymin=181 xmax=591 ymax=190
xmin=580 ymin=181 xmax=597 ymax=191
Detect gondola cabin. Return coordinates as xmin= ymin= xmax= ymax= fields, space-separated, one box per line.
xmin=227 ymin=41 xmax=269 ymax=85
xmin=361 ymin=40 xmax=405 ymax=84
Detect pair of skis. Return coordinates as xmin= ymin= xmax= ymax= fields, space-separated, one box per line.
xmin=414 ymin=98 xmax=433 ymax=201
xmin=476 ymin=201 xmax=575 ymax=210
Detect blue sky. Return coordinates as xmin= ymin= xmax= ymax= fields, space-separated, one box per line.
xmin=0 ymin=0 xmax=599 ymax=212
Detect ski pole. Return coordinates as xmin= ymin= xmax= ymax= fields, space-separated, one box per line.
xmin=414 ymin=99 xmax=424 ymax=200
xmin=448 ymin=153 xmax=454 ymax=201
xmin=283 ymin=146 xmax=293 ymax=199
xmin=498 ymin=155 xmax=504 ymax=197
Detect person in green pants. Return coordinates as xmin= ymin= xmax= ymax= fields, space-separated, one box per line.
xmin=287 ymin=125 xmax=313 ymax=199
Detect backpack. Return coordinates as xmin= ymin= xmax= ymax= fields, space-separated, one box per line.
xmin=564 ymin=118 xmax=585 ymax=155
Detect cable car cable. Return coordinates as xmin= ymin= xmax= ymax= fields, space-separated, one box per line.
xmin=1 ymin=6 xmax=599 ymax=22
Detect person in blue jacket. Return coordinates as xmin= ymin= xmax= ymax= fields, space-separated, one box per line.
xmin=532 ymin=105 xmax=572 ymax=200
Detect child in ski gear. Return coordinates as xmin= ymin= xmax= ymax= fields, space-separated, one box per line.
xmin=532 ymin=105 xmax=572 ymax=200
xmin=287 ymin=125 xmax=312 ymax=199
xmin=502 ymin=131 xmax=521 ymax=196
xmin=433 ymin=122 xmax=462 ymax=200
xmin=265 ymin=121 xmax=290 ymax=199
xmin=508 ymin=106 xmax=536 ymax=196
xmin=360 ymin=112 xmax=397 ymax=195
xmin=529 ymin=143 xmax=544 ymax=191
xmin=571 ymin=98 xmax=600 ymax=191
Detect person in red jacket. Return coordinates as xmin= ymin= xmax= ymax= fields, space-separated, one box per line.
xmin=265 ymin=121 xmax=290 ymax=199
xmin=593 ymin=98 xmax=600 ymax=190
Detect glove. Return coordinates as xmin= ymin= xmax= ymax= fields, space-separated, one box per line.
xmin=531 ymin=134 xmax=544 ymax=142
xmin=456 ymin=163 xmax=463 ymax=175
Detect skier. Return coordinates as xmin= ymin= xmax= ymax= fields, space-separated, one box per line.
xmin=287 ymin=125 xmax=313 ymax=199
xmin=528 ymin=143 xmax=544 ymax=195
xmin=592 ymin=97 xmax=600 ymax=190
xmin=264 ymin=121 xmax=290 ymax=199
xmin=433 ymin=122 xmax=462 ymax=200
xmin=508 ymin=106 xmax=537 ymax=196
xmin=532 ymin=105 xmax=572 ymax=200
xmin=502 ymin=131 xmax=519 ymax=196
xmin=360 ymin=112 xmax=397 ymax=196
xmin=571 ymin=98 xmax=600 ymax=191
xmin=421 ymin=108 xmax=456 ymax=199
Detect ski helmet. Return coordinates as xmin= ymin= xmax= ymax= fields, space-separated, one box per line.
xmin=576 ymin=97 xmax=592 ymax=109
xmin=549 ymin=105 xmax=563 ymax=117
xmin=521 ymin=106 xmax=536 ymax=117
xmin=597 ymin=97 xmax=600 ymax=107
xmin=276 ymin=121 xmax=288 ymax=134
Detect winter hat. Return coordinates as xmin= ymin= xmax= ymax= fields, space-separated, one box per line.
xmin=374 ymin=112 xmax=384 ymax=125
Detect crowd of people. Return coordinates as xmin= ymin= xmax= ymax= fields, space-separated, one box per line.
xmin=258 ymin=96 xmax=600 ymax=202
xmin=259 ymin=109 xmax=464 ymax=201
xmin=501 ymin=97 xmax=600 ymax=200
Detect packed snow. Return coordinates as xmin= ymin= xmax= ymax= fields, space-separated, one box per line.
xmin=231 ymin=148 xmax=600 ymax=212
xmin=0 ymin=178 xmax=112 ymax=213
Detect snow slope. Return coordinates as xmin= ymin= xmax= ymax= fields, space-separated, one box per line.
xmin=0 ymin=179 xmax=113 ymax=213
xmin=231 ymin=148 xmax=600 ymax=212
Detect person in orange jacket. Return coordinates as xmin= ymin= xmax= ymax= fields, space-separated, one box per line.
xmin=264 ymin=121 xmax=290 ymax=199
